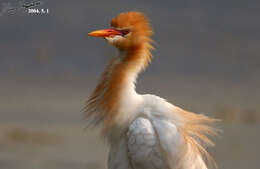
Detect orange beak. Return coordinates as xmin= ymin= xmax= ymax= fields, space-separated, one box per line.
xmin=88 ymin=28 xmax=121 ymax=37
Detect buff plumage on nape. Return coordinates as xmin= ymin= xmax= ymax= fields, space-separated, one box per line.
xmin=86 ymin=11 xmax=218 ymax=169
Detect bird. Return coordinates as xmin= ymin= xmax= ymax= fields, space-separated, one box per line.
xmin=86 ymin=11 xmax=218 ymax=169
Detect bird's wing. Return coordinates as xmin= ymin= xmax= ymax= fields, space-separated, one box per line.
xmin=127 ymin=117 xmax=181 ymax=169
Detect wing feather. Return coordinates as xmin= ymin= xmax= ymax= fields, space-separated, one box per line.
xmin=126 ymin=115 xmax=211 ymax=169
xmin=151 ymin=118 xmax=182 ymax=168
xmin=127 ymin=117 xmax=179 ymax=169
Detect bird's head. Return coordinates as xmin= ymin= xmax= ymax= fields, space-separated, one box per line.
xmin=88 ymin=11 xmax=153 ymax=51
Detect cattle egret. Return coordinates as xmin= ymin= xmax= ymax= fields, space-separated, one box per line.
xmin=86 ymin=11 xmax=218 ymax=169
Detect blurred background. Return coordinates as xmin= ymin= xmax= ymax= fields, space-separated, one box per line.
xmin=0 ymin=0 xmax=259 ymax=169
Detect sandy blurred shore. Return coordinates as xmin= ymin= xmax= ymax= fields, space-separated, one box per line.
xmin=0 ymin=123 xmax=107 ymax=169
xmin=0 ymin=122 xmax=259 ymax=169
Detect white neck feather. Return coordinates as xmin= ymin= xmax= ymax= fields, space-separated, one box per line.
xmin=115 ymin=49 xmax=143 ymax=114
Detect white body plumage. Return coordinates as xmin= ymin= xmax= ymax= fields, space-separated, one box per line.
xmin=107 ymin=93 xmax=208 ymax=169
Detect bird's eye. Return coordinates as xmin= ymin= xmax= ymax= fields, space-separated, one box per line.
xmin=118 ymin=29 xmax=130 ymax=36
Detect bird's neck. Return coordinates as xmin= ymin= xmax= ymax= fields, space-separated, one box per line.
xmin=86 ymin=44 xmax=151 ymax=133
